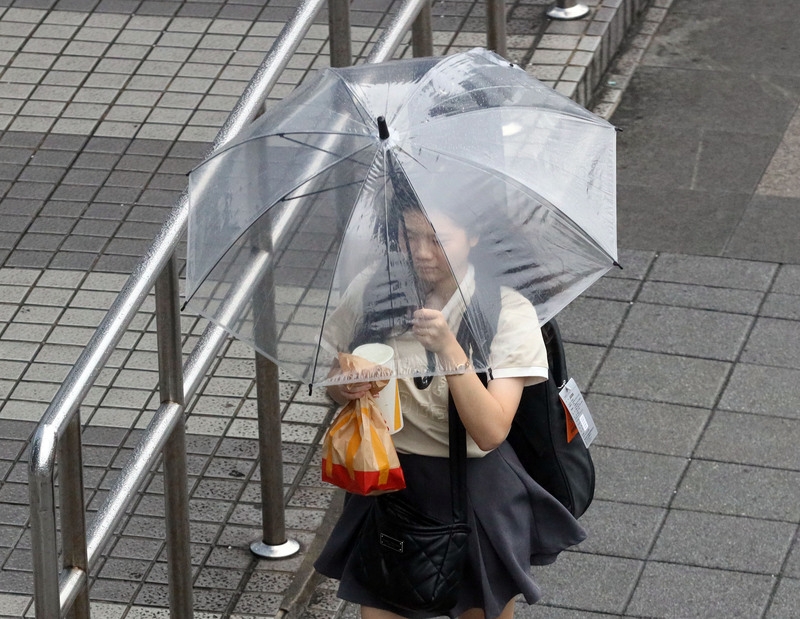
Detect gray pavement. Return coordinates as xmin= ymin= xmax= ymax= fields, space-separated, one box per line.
xmin=1 ymin=0 xmax=799 ymax=617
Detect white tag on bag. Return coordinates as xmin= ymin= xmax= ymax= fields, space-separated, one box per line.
xmin=558 ymin=378 xmax=598 ymax=448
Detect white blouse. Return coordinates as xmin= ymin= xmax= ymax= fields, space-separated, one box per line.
xmin=325 ymin=264 xmax=548 ymax=458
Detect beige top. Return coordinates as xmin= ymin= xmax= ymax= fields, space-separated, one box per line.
xmin=325 ymin=264 xmax=548 ymax=457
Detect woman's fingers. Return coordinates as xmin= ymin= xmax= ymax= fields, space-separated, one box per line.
xmin=335 ymin=382 xmax=372 ymax=401
xmin=346 ymin=382 xmax=372 ymax=394
xmin=412 ymin=308 xmax=442 ymax=332
xmin=412 ymin=308 xmax=451 ymax=350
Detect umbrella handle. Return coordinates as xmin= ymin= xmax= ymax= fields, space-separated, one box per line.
xmin=413 ymin=350 xmax=436 ymax=390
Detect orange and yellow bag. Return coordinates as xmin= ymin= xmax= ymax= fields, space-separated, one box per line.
xmin=321 ymin=353 xmax=406 ymax=495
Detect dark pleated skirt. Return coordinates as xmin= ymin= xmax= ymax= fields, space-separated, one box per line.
xmin=314 ymin=441 xmax=586 ymax=619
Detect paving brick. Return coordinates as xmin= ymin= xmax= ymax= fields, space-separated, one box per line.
xmin=725 ymin=195 xmax=800 ymax=264
xmin=0 ymin=594 xmax=31 ymax=615
xmin=534 ymin=551 xmax=642 ymax=614
xmin=5 ymin=249 xmax=51 ymax=269
xmin=83 ymin=203 xmax=131 ymax=220
xmin=651 ymin=509 xmax=795 ymax=573
xmin=592 ymin=348 xmax=730 ymax=408
xmin=616 ymin=303 xmax=753 ymax=361
xmin=767 ymin=578 xmax=800 ymax=619
xmin=696 ymin=410 xmax=800 ymax=470
xmin=773 ymin=264 xmax=800 ymax=293
xmin=588 ymin=394 xmax=709 ymax=457
xmin=761 ymin=292 xmax=800 ymax=320
xmin=557 ymin=297 xmax=629 ymax=346
xmin=592 ymin=445 xmax=687 ymax=507
xmin=627 ymin=562 xmax=773 ymax=618
xmin=637 ymin=280 xmax=765 ymax=314
xmin=673 ymin=460 xmax=800 ymax=521
xmin=576 ymin=499 xmax=664 ymax=560
xmin=742 ymin=317 xmax=800 ymax=369
xmin=28 ymin=216 xmax=75 ymax=235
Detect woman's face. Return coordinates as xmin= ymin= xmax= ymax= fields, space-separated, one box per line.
xmin=403 ymin=209 xmax=477 ymax=291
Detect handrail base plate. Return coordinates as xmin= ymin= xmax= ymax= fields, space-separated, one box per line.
xmin=250 ymin=538 xmax=301 ymax=559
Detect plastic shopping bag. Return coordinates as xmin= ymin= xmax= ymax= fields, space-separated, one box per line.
xmin=321 ymin=352 xmax=406 ymax=495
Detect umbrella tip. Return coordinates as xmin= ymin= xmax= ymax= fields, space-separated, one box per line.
xmin=377 ymin=116 xmax=390 ymax=140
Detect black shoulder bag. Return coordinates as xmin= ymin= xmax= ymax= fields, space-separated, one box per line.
xmin=350 ymin=393 xmax=471 ymax=612
xmin=470 ymin=279 xmax=595 ymax=518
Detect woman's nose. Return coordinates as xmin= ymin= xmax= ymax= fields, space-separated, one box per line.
xmin=412 ymin=238 xmax=435 ymax=259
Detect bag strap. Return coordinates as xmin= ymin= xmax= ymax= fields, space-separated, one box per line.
xmin=541 ymin=319 xmax=567 ymax=389
xmin=441 ymin=278 xmax=505 ymax=525
xmin=447 ymin=393 xmax=468 ymax=524
xmin=445 ymin=313 xmax=482 ymax=525
xmin=461 ymin=275 xmax=501 ymax=372
xmin=442 ymin=278 xmax=512 ymax=525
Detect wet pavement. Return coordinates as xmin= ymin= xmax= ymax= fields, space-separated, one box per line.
xmin=2 ymin=0 xmax=799 ymax=617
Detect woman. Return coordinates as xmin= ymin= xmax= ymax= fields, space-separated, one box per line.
xmin=315 ymin=202 xmax=586 ymax=619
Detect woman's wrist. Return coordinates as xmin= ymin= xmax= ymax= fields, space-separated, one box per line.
xmin=437 ymin=342 xmax=470 ymax=372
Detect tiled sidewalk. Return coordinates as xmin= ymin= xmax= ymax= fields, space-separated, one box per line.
xmin=0 ymin=0 xmax=551 ymax=143
xmin=0 ymin=0 xmax=671 ymax=617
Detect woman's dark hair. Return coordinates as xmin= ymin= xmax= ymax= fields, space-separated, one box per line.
xmin=348 ymin=154 xmax=538 ymax=351
xmin=348 ymin=156 xmax=423 ymax=350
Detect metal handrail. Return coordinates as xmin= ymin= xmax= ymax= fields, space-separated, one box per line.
xmin=27 ymin=0 xmax=506 ymax=615
xmin=28 ymin=0 xmax=333 ymax=615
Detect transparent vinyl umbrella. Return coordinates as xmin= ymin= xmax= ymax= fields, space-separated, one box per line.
xmin=185 ymin=47 xmax=618 ymax=387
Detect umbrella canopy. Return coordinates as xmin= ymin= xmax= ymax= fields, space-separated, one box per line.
xmin=185 ymin=47 xmax=617 ymax=386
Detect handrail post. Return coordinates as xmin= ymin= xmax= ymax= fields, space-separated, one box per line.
xmin=250 ymin=353 xmax=300 ymax=559
xmin=60 ymin=413 xmax=90 ymax=619
xmin=546 ymin=0 xmax=590 ymax=20
xmin=411 ymin=0 xmax=433 ymax=57
xmin=249 ymin=212 xmax=299 ymax=558
xmin=328 ymin=0 xmax=352 ymax=67
xmin=29 ymin=427 xmax=61 ymax=619
xmin=487 ymin=0 xmax=507 ymax=57
xmin=155 ymin=254 xmax=194 ymax=617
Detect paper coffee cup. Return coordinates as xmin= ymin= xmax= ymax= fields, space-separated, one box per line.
xmin=352 ymin=343 xmax=403 ymax=434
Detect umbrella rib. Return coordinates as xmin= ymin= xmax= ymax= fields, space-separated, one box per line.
xmin=417 ymin=145 xmax=618 ymax=266
xmin=275 ymin=132 xmax=373 ymax=162
xmin=198 ymin=66 xmax=379 ymax=172
xmin=391 ymin=53 xmax=461 ymax=124
xmin=309 ymin=147 xmax=387 ymax=385
xmin=268 ymin=129 xmax=373 ymax=140
xmin=407 ymin=101 xmax=611 ymax=137
xmin=273 ymin=141 xmax=378 ymax=205
xmin=389 ymin=155 xmax=495 ymax=370
xmin=281 ymin=178 xmax=365 ymax=201
xmin=386 ymin=155 xmax=441 ymax=309
xmin=188 ymin=127 xmax=374 ymax=174
xmin=391 ymin=63 xmax=608 ymax=128
xmin=329 ymin=69 xmax=381 ymax=132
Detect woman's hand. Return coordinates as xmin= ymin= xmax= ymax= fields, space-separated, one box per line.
xmin=327 ymin=381 xmax=372 ymax=406
xmin=411 ymin=308 xmax=459 ymax=356
xmin=412 ymin=310 xmax=525 ymax=452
